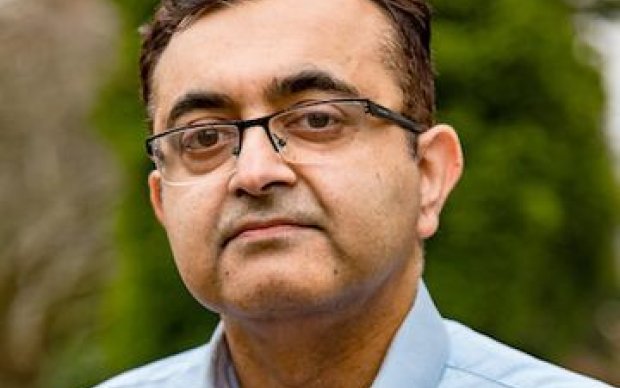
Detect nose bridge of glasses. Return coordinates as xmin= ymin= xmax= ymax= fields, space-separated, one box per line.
xmin=235 ymin=114 xmax=281 ymax=156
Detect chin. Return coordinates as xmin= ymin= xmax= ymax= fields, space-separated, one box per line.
xmin=217 ymin=270 xmax=377 ymax=322
xmin=218 ymin=278 xmax=353 ymax=321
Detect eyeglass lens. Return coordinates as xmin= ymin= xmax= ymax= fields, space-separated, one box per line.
xmin=150 ymin=101 xmax=370 ymax=183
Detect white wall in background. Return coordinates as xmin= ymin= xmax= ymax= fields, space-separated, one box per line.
xmin=584 ymin=18 xmax=620 ymax=172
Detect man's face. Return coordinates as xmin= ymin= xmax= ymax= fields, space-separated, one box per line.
xmin=149 ymin=0 xmax=429 ymax=319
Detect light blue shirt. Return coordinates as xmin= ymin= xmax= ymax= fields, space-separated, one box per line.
xmin=97 ymin=282 xmax=611 ymax=387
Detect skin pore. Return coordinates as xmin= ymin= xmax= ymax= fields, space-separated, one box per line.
xmin=147 ymin=0 xmax=463 ymax=386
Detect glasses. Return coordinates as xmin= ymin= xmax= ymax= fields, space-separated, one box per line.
xmin=146 ymin=98 xmax=424 ymax=184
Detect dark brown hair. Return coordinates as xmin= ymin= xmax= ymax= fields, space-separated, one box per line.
xmin=139 ymin=0 xmax=434 ymax=127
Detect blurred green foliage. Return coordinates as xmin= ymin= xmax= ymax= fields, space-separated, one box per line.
xmin=72 ymin=0 xmax=618 ymax=386
xmin=91 ymin=0 xmax=221 ymax=379
xmin=428 ymin=0 xmax=618 ymax=359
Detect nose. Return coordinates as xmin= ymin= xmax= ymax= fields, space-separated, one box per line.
xmin=227 ymin=126 xmax=297 ymax=197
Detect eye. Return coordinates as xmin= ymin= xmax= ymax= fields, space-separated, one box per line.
xmin=304 ymin=112 xmax=336 ymax=129
xmin=272 ymin=102 xmax=360 ymax=144
xmin=182 ymin=127 xmax=219 ymax=150
xmin=283 ymin=108 xmax=345 ymax=132
xmin=180 ymin=125 xmax=237 ymax=154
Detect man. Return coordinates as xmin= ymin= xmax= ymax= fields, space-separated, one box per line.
xmin=98 ymin=0 xmax=610 ymax=387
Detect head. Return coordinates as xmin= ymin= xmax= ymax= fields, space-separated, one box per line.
xmin=141 ymin=0 xmax=462 ymax=320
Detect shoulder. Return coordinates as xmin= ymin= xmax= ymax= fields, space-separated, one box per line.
xmin=94 ymin=344 xmax=209 ymax=388
xmin=441 ymin=320 xmax=610 ymax=388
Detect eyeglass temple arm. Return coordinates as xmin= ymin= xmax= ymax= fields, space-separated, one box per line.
xmin=366 ymin=101 xmax=424 ymax=134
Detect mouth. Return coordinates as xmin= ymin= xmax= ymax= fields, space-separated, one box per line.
xmin=222 ymin=218 xmax=318 ymax=248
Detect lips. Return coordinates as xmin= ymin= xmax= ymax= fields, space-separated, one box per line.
xmin=222 ymin=218 xmax=317 ymax=247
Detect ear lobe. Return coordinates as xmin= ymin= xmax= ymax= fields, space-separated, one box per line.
xmin=148 ymin=170 xmax=166 ymax=226
xmin=416 ymin=124 xmax=463 ymax=239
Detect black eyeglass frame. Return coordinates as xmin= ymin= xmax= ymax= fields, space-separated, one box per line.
xmin=145 ymin=98 xmax=425 ymax=158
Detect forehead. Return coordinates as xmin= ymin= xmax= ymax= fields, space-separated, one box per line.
xmin=151 ymin=0 xmax=401 ymax=129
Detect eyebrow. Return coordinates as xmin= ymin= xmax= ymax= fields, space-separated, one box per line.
xmin=265 ymin=69 xmax=361 ymax=101
xmin=164 ymin=70 xmax=361 ymax=130
xmin=166 ymin=91 xmax=234 ymax=129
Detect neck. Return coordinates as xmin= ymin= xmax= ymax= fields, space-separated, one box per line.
xmin=222 ymin=259 xmax=422 ymax=388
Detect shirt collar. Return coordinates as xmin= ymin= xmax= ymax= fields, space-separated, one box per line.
xmin=205 ymin=280 xmax=448 ymax=388
xmin=205 ymin=324 xmax=239 ymax=388
xmin=371 ymin=281 xmax=449 ymax=387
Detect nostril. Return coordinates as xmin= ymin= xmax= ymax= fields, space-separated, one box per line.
xmin=234 ymin=187 xmax=247 ymax=198
xmin=234 ymin=180 xmax=279 ymax=198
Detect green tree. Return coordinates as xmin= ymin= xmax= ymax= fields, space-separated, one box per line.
xmin=87 ymin=0 xmax=618 ymax=385
xmin=91 ymin=0 xmax=220 ymax=379
xmin=428 ymin=0 xmax=618 ymax=359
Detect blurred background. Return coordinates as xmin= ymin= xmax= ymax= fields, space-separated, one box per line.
xmin=0 ymin=0 xmax=619 ymax=386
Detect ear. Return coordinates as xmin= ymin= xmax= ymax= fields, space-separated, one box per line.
xmin=416 ymin=124 xmax=463 ymax=239
xmin=148 ymin=170 xmax=167 ymax=226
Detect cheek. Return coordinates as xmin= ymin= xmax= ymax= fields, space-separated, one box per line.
xmin=318 ymin=148 xmax=420 ymax=267
xmin=160 ymin=183 xmax=226 ymax=307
